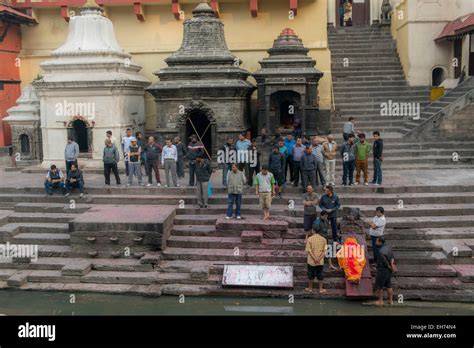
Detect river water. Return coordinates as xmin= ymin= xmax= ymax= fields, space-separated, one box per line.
xmin=0 ymin=290 xmax=473 ymax=316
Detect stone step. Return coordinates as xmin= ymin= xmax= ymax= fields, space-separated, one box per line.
xmin=176 ymin=203 xmax=474 ymax=219
xmin=8 ymin=212 xmax=76 ymax=224
xmin=38 ymin=245 xmax=72 ymax=257
xmin=384 ymin=227 xmax=474 ymax=241
xmin=27 ymin=270 xmax=80 ymax=283
xmin=333 ymin=69 xmax=404 ymax=76
xmin=166 ymin=235 xmax=443 ymax=252
xmin=0 ymin=222 xmax=69 ymax=235
xmin=158 ymin=260 xmax=458 ymax=278
xmin=12 ymin=233 xmax=70 ymax=245
xmin=333 ymin=80 xmax=408 ymax=87
xmin=81 ymin=270 xmax=157 ymax=285
xmin=14 ymin=202 xmax=90 ymax=214
xmin=162 ymin=247 xmax=447 ymax=264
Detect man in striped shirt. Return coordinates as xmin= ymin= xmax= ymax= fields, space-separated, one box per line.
xmin=312 ymin=137 xmax=326 ymax=188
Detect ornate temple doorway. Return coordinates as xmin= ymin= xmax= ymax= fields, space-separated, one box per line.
xmin=185 ymin=110 xmax=213 ymax=160
xmin=271 ymin=90 xmax=301 ymax=130
xmin=68 ymin=118 xmax=92 ymax=154
xmin=336 ymin=0 xmax=370 ymax=27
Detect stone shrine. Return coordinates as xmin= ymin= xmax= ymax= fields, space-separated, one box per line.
xmin=33 ymin=0 xmax=149 ymax=168
xmin=147 ymin=2 xmax=255 ymax=158
xmin=254 ymin=28 xmax=326 ymax=135
xmin=4 ymin=85 xmax=42 ymax=166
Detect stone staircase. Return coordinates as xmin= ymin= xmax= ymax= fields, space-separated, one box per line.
xmin=0 ymin=185 xmax=473 ymax=301
xmin=328 ymin=25 xmax=474 ymax=169
xmin=402 ymin=76 xmax=474 ymax=137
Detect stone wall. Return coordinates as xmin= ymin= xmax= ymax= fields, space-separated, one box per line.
xmin=438 ymin=104 xmax=474 ymax=140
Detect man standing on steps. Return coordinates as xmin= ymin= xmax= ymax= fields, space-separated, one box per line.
xmin=143 ymin=136 xmax=162 ymax=187
xmin=220 ymin=136 xmax=235 ymax=187
xmin=268 ymin=146 xmax=285 ymax=199
xmin=292 ymin=137 xmax=305 ymax=188
xmin=343 ymin=117 xmax=357 ymax=141
xmin=254 ymin=165 xmax=276 ymax=221
xmin=235 ymin=133 xmax=251 ymax=182
xmin=121 ymin=128 xmax=134 ymax=177
xmin=195 ymin=154 xmax=213 ymax=208
xmin=127 ymin=138 xmax=143 ymax=187
xmin=366 ymin=206 xmax=386 ymax=266
xmin=374 ymin=237 xmax=396 ymax=306
xmin=174 ymin=137 xmax=187 ymax=180
xmin=304 ymin=226 xmax=327 ymax=294
xmin=187 ymin=135 xmax=204 ymax=187
xmin=301 ymin=145 xmax=317 ymax=193
xmin=340 ymin=133 xmax=356 ymax=186
xmin=371 ymin=131 xmax=384 ymax=186
xmin=284 ymin=134 xmax=296 ymax=183
xmin=323 ymin=135 xmax=337 ymax=187
xmin=162 ymin=138 xmax=179 ymax=188
xmin=312 ymin=137 xmax=326 ymax=189
xmin=103 ymin=139 xmax=121 ymax=186
xmin=319 ymin=185 xmax=341 ymax=242
xmin=64 ymin=138 xmax=79 ymax=175
xmin=303 ymin=184 xmax=319 ymax=241
xmin=226 ymin=163 xmax=246 ymax=219
xmin=355 ymin=133 xmax=371 ymax=186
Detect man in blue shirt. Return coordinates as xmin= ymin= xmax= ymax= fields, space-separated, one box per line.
xmin=235 ymin=133 xmax=251 ymax=182
xmin=284 ymin=134 xmax=296 ymax=183
xmin=292 ymin=137 xmax=305 ymax=188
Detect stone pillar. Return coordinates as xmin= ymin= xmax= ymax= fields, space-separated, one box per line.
xmin=265 ymin=95 xmax=271 ymax=135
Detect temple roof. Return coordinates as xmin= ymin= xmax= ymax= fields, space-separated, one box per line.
xmin=36 ymin=3 xmax=149 ymax=89
xmin=254 ymin=28 xmax=323 ymax=80
xmin=147 ymin=2 xmax=254 ymax=94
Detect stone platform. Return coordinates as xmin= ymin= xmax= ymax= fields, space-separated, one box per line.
xmin=69 ymin=205 xmax=176 ymax=258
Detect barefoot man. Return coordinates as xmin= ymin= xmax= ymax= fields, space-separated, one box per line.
xmin=254 ymin=165 xmax=276 ymax=221
xmin=374 ymin=237 xmax=396 ymax=306
xmin=304 ymin=228 xmax=327 ymax=294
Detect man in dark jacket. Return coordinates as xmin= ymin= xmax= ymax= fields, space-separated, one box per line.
xmin=103 ymin=139 xmax=121 ymax=186
xmin=340 ymin=133 xmax=356 ymax=186
xmin=187 ymin=136 xmax=205 ymax=186
xmin=375 ymin=237 xmax=396 ymax=306
xmin=371 ymin=131 xmax=384 ymax=186
xmin=143 ymin=136 xmax=162 ymax=187
xmin=319 ymin=185 xmax=341 ymax=242
xmin=174 ymin=137 xmax=187 ymax=179
xmin=301 ymin=146 xmax=317 ymax=193
xmin=65 ymin=163 xmax=85 ymax=198
xmin=268 ymin=146 xmax=285 ymax=198
xmin=195 ymin=155 xmax=213 ymax=208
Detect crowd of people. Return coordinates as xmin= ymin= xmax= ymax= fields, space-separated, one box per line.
xmin=45 ymin=124 xmax=394 ymax=304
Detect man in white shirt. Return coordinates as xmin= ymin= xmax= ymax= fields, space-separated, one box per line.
xmin=367 ymin=206 xmax=386 ymax=265
xmin=121 ymin=128 xmax=135 ymax=176
xmin=161 ymin=138 xmax=179 ymax=188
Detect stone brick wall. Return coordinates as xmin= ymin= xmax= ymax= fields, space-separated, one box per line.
xmin=438 ymin=104 xmax=474 ymax=139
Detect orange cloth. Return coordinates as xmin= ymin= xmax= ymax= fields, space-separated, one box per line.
xmin=337 ymin=237 xmax=366 ymax=283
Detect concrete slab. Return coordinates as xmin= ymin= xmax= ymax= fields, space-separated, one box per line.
xmin=70 ymin=205 xmax=176 ymax=232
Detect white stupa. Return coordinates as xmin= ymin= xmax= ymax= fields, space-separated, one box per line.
xmin=34 ymin=0 xmax=150 ymax=168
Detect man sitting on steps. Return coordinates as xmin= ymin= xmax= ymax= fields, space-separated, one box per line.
xmin=65 ymin=163 xmax=85 ymax=198
xmin=44 ymin=165 xmax=65 ymax=196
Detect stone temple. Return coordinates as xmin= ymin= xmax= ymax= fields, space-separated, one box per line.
xmin=147 ymin=2 xmax=255 ymax=158
xmin=32 ymin=0 xmax=150 ymax=168
xmin=254 ymin=28 xmax=326 ymax=135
